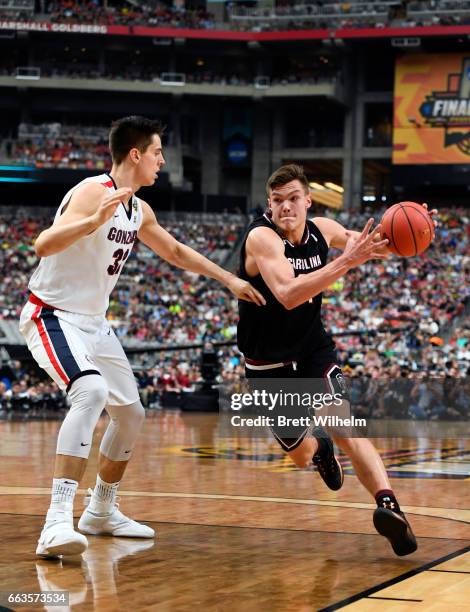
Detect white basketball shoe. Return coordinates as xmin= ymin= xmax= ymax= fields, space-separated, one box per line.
xmin=78 ymin=489 xmax=155 ymax=538
xmin=36 ymin=509 xmax=88 ymax=558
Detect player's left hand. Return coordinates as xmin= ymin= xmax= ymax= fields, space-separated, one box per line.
xmin=421 ymin=202 xmax=438 ymax=228
xmin=371 ymin=234 xmax=392 ymax=258
xmin=227 ymin=277 xmax=266 ymax=305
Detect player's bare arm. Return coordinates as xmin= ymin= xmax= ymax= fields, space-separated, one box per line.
xmin=34 ymin=182 xmax=132 ymax=257
xmin=137 ymin=201 xmax=266 ymax=306
xmin=312 ymin=217 xmax=361 ymax=250
xmin=314 ymin=216 xmax=392 ymax=257
xmin=313 ymin=216 xmax=393 ymax=258
xmin=313 ymin=203 xmax=438 ymax=252
xmin=246 ymin=219 xmax=388 ymax=310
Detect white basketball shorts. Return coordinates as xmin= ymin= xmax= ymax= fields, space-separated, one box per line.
xmin=19 ymin=294 xmax=140 ymax=406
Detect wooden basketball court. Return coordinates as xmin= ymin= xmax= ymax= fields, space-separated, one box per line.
xmin=0 ymin=412 xmax=469 ymax=611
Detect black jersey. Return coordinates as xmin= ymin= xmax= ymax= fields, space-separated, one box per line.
xmin=237 ymin=214 xmax=334 ymax=362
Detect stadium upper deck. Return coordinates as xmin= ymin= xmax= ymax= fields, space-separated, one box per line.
xmin=1 ymin=1 xmax=469 ymax=214
xmin=1 ymin=0 xmax=470 ymax=40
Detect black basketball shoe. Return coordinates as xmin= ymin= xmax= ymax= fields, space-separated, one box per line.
xmin=312 ymin=433 xmax=344 ymax=491
xmin=373 ymin=507 xmax=418 ymax=556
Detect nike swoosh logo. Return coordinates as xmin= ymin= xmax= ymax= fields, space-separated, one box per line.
xmin=124 ymin=450 xmax=131 ymax=454
xmin=114 ymin=214 xmax=119 ymax=218
xmin=80 ymin=442 xmax=90 ymax=447
xmin=64 ymin=481 xmax=75 ymax=485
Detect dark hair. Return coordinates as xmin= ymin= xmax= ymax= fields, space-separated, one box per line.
xmin=266 ymin=164 xmax=310 ymax=195
xmin=109 ymin=116 xmax=165 ymax=164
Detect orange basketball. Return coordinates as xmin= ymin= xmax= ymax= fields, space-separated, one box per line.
xmin=380 ymin=202 xmax=435 ymax=257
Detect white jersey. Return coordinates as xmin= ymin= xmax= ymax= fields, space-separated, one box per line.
xmin=29 ymin=173 xmax=143 ymax=315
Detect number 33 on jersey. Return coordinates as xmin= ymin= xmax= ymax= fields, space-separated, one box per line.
xmin=29 ymin=174 xmax=143 ymax=315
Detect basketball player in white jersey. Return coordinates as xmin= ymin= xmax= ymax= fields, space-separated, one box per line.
xmin=19 ymin=116 xmax=265 ymax=558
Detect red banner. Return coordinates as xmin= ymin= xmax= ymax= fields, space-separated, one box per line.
xmin=0 ymin=20 xmax=469 ymax=41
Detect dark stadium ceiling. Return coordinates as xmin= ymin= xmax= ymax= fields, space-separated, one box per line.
xmin=363 ymin=160 xmax=391 ymax=186
xmin=287 ymin=160 xmax=343 ymax=184
xmin=283 ymin=159 xmax=392 ymax=196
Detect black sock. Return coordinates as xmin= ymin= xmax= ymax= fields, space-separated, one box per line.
xmin=375 ymin=489 xmax=401 ymax=513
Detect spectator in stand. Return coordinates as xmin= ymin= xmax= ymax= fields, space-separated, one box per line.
xmin=0 ymin=202 xmax=468 ymax=419
xmin=2 ymin=0 xmax=470 ymax=31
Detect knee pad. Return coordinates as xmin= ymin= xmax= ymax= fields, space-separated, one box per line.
xmin=99 ymin=400 xmax=145 ymax=461
xmin=56 ymin=374 xmax=109 ymax=458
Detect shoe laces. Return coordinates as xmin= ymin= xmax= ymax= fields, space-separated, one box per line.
xmin=110 ymin=504 xmax=136 ymax=527
xmin=313 ymin=453 xmax=337 ymax=473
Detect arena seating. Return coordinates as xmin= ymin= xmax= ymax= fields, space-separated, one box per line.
xmin=0 ymin=205 xmax=468 ymax=419
xmin=1 ymin=0 xmax=470 ymax=31
xmin=5 ymin=123 xmax=111 ymax=169
xmin=0 ymin=1 xmax=216 ymax=29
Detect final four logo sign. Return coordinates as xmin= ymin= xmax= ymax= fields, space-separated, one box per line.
xmin=394 ymin=54 xmax=470 ymax=164
xmin=419 ymin=56 xmax=470 ymax=155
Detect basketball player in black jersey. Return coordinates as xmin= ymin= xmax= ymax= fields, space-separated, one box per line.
xmin=237 ymin=164 xmax=417 ymax=556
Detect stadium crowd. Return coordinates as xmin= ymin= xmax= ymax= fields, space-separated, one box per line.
xmin=1 ymin=0 xmax=216 ymax=29
xmin=1 ymin=0 xmax=470 ymax=31
xmin=228 ymin=0 xmax=470 ymax=30
xmin=0 ymin=203 xmax=468 ymax=420
xmin=0 ymin=210 xmax=243 ymax=339
xmin=7 ymin=125 xmax=110 ymax=170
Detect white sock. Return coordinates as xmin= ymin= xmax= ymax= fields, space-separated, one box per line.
xmin=88 ymin=475 xmax=120 ymax=516
xmin=47 ymin=478 xmax=78 ymax=520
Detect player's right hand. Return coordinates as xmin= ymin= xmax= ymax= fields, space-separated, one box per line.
xmin=343 ymin=218 xmax=389 ymax=268
xmin=91 ymin=187 xmax=133 ymax=227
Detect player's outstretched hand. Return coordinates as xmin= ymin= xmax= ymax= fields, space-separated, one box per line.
xmin=421 ymin=202 xmax=439 ymax=229
xmin=343 ymin=218 xmax=389 ymax=268
xmin=227 ymin=277 xmax=266 ymax=306
xmin=92 ymin=187 xmax=133 ymax=227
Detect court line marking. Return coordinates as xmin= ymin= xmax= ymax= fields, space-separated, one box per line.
xmin=367 ymin=596 xmax=422 ymax=602
xmin=0 ymin=512 xmax=467 ymax=540
xmin=318 ymin=545 xmax=470 ymax=611
xmin=428 ymin=569 xmax=470 ymax=574
xmin=0 ymin=486 xmax=469 ymax=524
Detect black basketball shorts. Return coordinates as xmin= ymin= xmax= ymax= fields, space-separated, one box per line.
xmin=244 ymin=346 xmax=348 ymax=453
